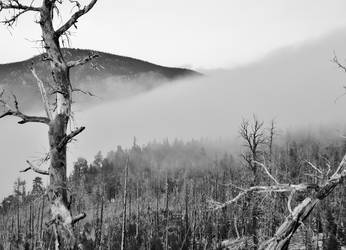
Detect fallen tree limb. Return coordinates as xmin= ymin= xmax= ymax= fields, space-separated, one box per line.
xmin=260 ymin=166 xmax=346 ymax=249
xmin=212 ymin=153 xmax=346 ymax=250
xmin=208 ymin=183 xmax=318 ymax=210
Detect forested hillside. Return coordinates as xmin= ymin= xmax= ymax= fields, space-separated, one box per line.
xmin=1 ymin=120 xmax=345 ymax=249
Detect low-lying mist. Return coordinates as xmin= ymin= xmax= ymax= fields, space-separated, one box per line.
xmin=72 ymin=72 xmax=179 ymax=109
xmin=71 ymin=65 xmax=346 ymax=160
xmin=2 ymin=28 xmax=346 ymax=199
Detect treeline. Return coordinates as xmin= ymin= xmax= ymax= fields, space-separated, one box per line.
xmin=0 ymin=122 xmax=346 ymax=249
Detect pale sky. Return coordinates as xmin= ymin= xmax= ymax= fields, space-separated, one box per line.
xmin=1 ymin=0 xmax=346 ymax=68
xmin=2 ymin=1 xmax=346 ymax=199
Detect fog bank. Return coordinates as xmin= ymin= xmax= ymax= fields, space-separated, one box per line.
xmin=2 ymin=29 xmax=346 ymax=199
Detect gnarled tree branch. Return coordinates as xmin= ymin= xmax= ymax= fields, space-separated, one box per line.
xmin=55 ymin=0 xmax=97 ymax=37
xmin=0 ymin=0 xmax=41 ymax=26
xmin=0 ymin=0 xmax=41 ymax=11
xmin=0 ymin=91 xmax=50 ymax=124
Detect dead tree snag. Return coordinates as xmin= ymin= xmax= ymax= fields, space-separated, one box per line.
xmin=0 ymin=0 xmax=98 ymax=248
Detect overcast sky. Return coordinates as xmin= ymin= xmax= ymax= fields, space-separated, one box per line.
xmin=1 ymin=0 xmax=346 ymax=68
xmin=2 ymin=1 xmax=346 ymax=199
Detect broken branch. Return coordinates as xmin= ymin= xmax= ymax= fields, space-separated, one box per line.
xmin=208 ymin=183 xmax=318 ymax=210
xmin=55 ymin=0 xmax=97 ymax=37
xmin=31 ymin=66 xmax=52 ymax=120
xmin=71 ymin=212 xmax=86 ymax=225
xmin=253 ymin=160 xmax=279 ymax=184
xmin=0 ymin=90 xmax=50 ymax=124
xmin=0 ymin=109 xmax=50 ymax=124
xmin=67 ymin=53 xmax=99 ymax=68
xmin=20 ymin=160 xmax=49 ymax=175
xmin=57 ymin=126 xmax=85 ymax=151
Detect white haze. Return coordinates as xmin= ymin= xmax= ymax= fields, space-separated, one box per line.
xmin=2 ymin=28 xmax=346 ymax=199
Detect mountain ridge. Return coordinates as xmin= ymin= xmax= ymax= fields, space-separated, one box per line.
xmin=0 ymin=48 xmax=200 ymax=110
xmin=0 ymin=48 xmax=199 ymax=84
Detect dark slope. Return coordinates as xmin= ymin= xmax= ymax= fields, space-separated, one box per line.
xmin=0 ymin=48 xmax=199 ymax=86
xmin=0 ymin=48 xmax=200 ymax=110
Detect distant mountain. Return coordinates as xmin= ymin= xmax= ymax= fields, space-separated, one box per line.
xmin=0 ymin=48 xmax=200 ymax=110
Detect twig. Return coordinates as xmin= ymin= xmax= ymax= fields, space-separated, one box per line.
xmin=305 ymin=160 xmax=323 ymax=175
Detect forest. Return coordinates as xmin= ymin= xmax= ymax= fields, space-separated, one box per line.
xmin=0 ymin=118 xmax=345 ymax=249
xmin=1 ymin=0 xmax=346 ymax=249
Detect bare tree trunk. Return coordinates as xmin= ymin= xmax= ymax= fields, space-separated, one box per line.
xmin=30 ymin=204 xmax=33 ymax=250
xmin=129 ymin=190 xmax=132 ymax=224
xmin=0 ymin=1 xmax=97 ymax=247
xmin=147 ymin=197 xmax=152 ymax=250
xmin=10 ymin=216 xmax=14 ymax=250
xmin=25 ymin=208 xmax=28 ymax=245
xmin=16 ymin=200 xmax=20 ymax=249
xmin=240 ymin=117 xmax=265 ymax=249
xmin=39 ymin=5 xmax=73 ymax=246
xmin=40 ymin=197 xmax=45 ymax=246
xmin=165 ymin=173 xmax=169 ymax=250
xmin=192 ymin=180 xmax=196 ymax=250
xmin=136 ymin=181 xmax=140 ymax=242
xmin=184 ymin=177 xmax=190 ymax=250
xmin=99 ymin=187 xmax=104 ymax=250
xmin=33 ymin=203 xmax=36 ymax=249
xmin=95 ymin=188 xmax=100 ymax=249
xmin=268 ymin=119 xmax=276 ymax=163
xmin=42 ymin=2 xmax=97 ymax=247
xmin=155 ymin=178 xmax=159 ymax=233
xmin=121 ymin=157 xmax=129 ymax=250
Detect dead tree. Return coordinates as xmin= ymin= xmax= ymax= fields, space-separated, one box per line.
xmin=165 ymin=172 xmax=169 ymax=250
xmin=121 ymin=156 xmax=129 ymax=250
xmin=99 ymin=186 xmax=104 ymax=249
xmin=0 ymin=0 xmax=98 ymax=248
xmin=209 ymin=153 xmax=346 ymax=249
xmin=240 ymin=116 xmax=266 ymax=184
xmin=39 ymin=197 xmax=45 ymax=247
xmin=182 ymin=176 xmax=190 ymax=250
xmin=267 ymin=119 xmax=276 ymax=163
xmin=239 ymin=116 xmax=266 ymax=249
xmin=135 ymin=180 xmax=140 ymax=242
xmin=95 ymin=184 xmax=104 ymax=249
